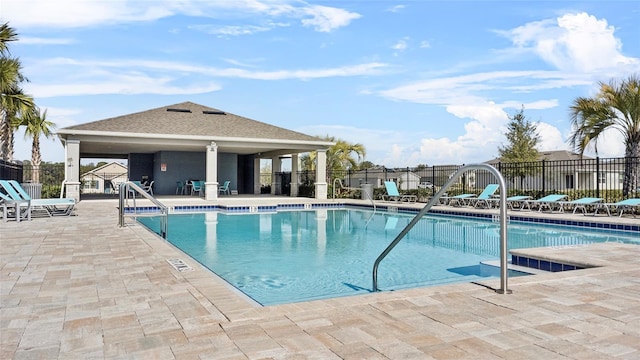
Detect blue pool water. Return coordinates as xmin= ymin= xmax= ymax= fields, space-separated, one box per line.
xmin=138 ymin=208 xmax=638 ymax=305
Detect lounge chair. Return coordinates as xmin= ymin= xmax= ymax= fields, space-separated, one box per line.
xmin=506 ymin=195 xmax=532 ymax=210
xmin=219 ymin=180 xmax=231 ymax=195
xmin=468 ymin=184 xmax=500 ymax=208
xmin=560 ymin=197 xmax=603 ymax=215
xmin=383 ymin=181 xmax=417 ymax=203
xmin=594 ymin=198 xmax=640 ymax=217
xmin=445 ymin=194 xmax=475 ymax=207
xmin=0 ymin=192 xmax=31 ymax=222
xmin=1 ymin=180 xmax=76 ymax=217
xmin=526 ymin=194 xmax=568 ymax=212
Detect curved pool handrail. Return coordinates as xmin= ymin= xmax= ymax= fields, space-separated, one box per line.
xmin=118 ymin=181 xmax=169 ymax=238
xmin=372 ymin=164 xmax=511 ymax=294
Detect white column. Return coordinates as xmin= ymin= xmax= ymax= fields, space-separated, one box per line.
xmin=254 ymin=157 xmax=261 ymax=194
xmin=315 ymin=149 xmax=327 ymax=200
xmin=205 ymin=142 xmax=219 ymax=200
xmin=64 ymin=139 xmax=81 ymax=201
xmin=271 ymin=156 xmax=281 ymax=195
xmin=290 ymin=153 xmax=299 ymax=197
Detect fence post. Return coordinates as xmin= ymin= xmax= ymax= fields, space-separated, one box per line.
xmin=595 ymin=157 xmax=600 ymax=198
xmin=432 ymin=165 xmax=436 ymax=196
xmin=541 ymin=159 xmax=546 ymax=195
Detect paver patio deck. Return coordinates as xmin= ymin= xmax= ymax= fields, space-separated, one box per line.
xmin=1 ymin=197 xmax=639 ymax=359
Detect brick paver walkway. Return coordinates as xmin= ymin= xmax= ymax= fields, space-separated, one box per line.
xmin=1 ymin=199 xmax=639 ymax=359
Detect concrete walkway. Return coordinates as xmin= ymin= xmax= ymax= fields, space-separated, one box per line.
xmin=1 ymin=199 xmax=639 ymax=359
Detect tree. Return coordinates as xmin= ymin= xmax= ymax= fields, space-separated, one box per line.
xmin=21 ymin=107 xmax=55 ymax=182
xmin=497 ymin=107 xmax=540 ymax=188
xmin=1 ymin=23 xmax=35 ymax=162
xmin=569 ymin=74 xmax=640 ymax=197
xmin=300 ymin=135 xmax=366 ymax=177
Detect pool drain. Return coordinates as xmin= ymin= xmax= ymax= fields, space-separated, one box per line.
xmin=167 ymin=258 xmax=193 ymax=272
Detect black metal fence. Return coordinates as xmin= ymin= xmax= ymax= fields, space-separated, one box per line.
xmin=3 ymin=156 xmax=639 ymax=202
xmin=278 ymin=156 xmax=639 ymax=203
xmin=0 ymin=162 xmax=66 ymax=198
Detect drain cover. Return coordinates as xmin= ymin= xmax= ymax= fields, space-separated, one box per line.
xmin=167 ymin=258 xmax=193 ymax=272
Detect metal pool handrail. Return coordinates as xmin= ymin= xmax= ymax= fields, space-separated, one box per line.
xmin=118 ymin=181 xmax=168 ymax=238
xmin=333 ymin=178 xmax=376 ymax=212
xmin=333 ymin=178 xmax=377 ymax=228
xmin=372 ymin=164 xmax=511 ymax=294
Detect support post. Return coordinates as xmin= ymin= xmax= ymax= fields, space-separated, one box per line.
xmin=315 ymin=150 xmax=327 ymax=200
xmin=64 ymin=139 xmax=81 ymax=201
xmin=205 ymin=142 xmax=219 ymax=200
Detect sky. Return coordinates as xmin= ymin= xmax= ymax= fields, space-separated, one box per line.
xmin=3 ymin=0 xmax=639 ymax=167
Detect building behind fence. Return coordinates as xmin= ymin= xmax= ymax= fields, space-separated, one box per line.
xmin=2 ymin=156 xmax=638 ymax=202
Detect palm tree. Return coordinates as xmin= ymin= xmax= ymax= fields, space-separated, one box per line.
xmin=300 ymin=135 xmax=366 ymax=180
xmin=569 ymin=74 xmax=640 ymax=196
xmin=21 ymin=107 xmax=55 ymax=183
xmin=1 ymin=23 xmax=34 ymax=162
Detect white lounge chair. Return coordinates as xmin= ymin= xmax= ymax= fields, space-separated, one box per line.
xmin=505 ymin=195 xmax=532 ymax=210
xmin=594 ymin=198 xmax=640 ymax=217
xmin=560 ymin=197 xmax=603 ymax=215
xmin=526 ymin=194 xmax=567 ymax=212
xmin=468 ymin=184 xmax=500 ymax=208
xmin=1 ymin=180 xmax=76 ymax=217
xmin=0 ymin=192 xmax=31 ymax=222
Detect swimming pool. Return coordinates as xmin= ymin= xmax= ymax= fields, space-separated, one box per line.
xmin=138 ymin=208 xmax=638 ymax=306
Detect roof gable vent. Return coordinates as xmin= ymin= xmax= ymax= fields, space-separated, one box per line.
xmin=203 ymin=110 xmax=226 ymax=115
xmin=167 ymin=108 xmax=191 ymax=113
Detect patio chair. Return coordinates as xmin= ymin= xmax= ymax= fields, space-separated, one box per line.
xmin=383 ymin=181 xmax=417 ymax=203
xmin=526 ymin=194 xmax=568 ymax=212
xmin=175 ymin=181 xmax=185 ymax=195
xmin=143 ymin=181 xmax=154 ymax=195
xmin=4 ymin=180 xmax=76 ymax=217
xmin=594 ymin=198 xmax=640 ymax=217
xmin=191 ymin=180 xmax=203 ymax=196
xmin=467 ymin=184 xmax=500 ymax=208
xmin=219 ymin=180 xmax=231 ymax=195
xmin=560 ymin=197 xmax=603 ymax=215
xmin=0 ymin=192 xmax=31 ymax=222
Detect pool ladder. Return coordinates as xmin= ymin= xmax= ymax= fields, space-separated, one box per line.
xmin=372 ymin=164 xmax=512 ymax=294
xmin=118 ymin=181 xmax=169 ymax=238
xmin=333 ymin=178 xmax=377 ymax=227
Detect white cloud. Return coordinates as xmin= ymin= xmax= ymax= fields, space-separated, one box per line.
xmin=535 ymin=122 xmax=567 ymax=152
xmin=23 ymin=57 xmax=389 ymax=97
xmin=374 ymin=7 xmax=640 ymax=166
xmin=189 ymin=24 xmax=274 ymax=36
xmin=2 ymin=0 xmax=173 ymax=28
xmin=503 ymin=12 xmax=639 ymax=73
xmin=386 ymin=5 xmax=405 ymax=13
xmin=19 ymin=36 xmax=75 ymax=45
xmin=300 ymin=5 xmax=361 ymax=32
xmin=391 ymin=38 xmax=408 ymax=51
xmin=571 ymin=126 xmax=625 ymax=158
xmin=3 ymin=0 xmax=360 ymax=32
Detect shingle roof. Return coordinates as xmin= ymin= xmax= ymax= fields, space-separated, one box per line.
xmin=61 ymin=101 xmax=322 ymax=142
